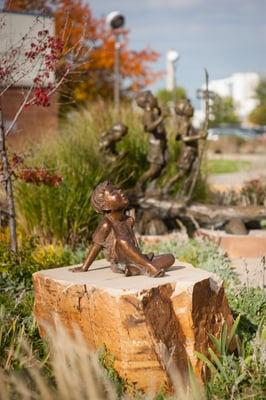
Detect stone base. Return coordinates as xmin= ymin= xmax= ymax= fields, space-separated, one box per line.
xmin=33 ymin=259 xmax=233 ymax=393
xmin=198 ymin=228 xmax=266 ymax=259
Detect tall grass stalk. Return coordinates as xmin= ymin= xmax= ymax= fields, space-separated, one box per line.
xmin=0 ymin=324 xmax=118 ymax=400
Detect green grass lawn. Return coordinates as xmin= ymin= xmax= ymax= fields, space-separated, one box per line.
xmin=205 ymin=159 xmax=251 ymax=174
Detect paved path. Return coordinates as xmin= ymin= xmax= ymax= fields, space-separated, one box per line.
xmin=205 ymin=154 xmax=266 ymax=288
xmin=208 ymin=153 xmax=266 ymax=190
xmin=231 ymin=257 xmax=266 ymax=289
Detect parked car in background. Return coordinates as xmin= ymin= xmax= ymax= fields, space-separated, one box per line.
xmin=208 ymin=125 xmax=259 ymax=141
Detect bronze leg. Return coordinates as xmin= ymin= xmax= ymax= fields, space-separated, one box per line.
xmin=151 ymin=254 xmax=175 ymax=271
xmin=138 ymin=163 xmax=163 ymax=192
xmin=116 ymin=241 xmax=164 ymax=277
xmin=181 ymin=159 xmax=198 ymax=196
xmin=162 ymin=170 xmax=184 ymax=195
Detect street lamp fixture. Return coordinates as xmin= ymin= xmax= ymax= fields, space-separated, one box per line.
xmin=106 ymin=11 xmax=125 ymax=30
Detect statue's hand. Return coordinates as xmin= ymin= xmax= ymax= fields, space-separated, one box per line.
xmin=69 ymin=265 xmax=87 ymax=273
xmin=161 ymin=109 xmax=170 ymax=118
xmin=199 ymin=129 xmax=208 ymax=139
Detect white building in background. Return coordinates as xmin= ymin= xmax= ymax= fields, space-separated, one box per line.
xmin=193 ymin=109 xmax=205 ymax=129
xmin=208 ymin=72 xmax=260 ymax=121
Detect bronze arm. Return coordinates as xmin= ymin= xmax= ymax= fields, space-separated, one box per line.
xmin=144 ymin=113 xmax=167 ymax=132
xmin=70 ymin=243 xmax=103 ymax=272
xmin=182 ymin=132 xmax=207 ymax=143
xmin=82 ymin=243 xmax=103 ymax=271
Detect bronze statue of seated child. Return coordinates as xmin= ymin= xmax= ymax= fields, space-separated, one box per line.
xmin=71 ymin=181 xmax=175 ymax=277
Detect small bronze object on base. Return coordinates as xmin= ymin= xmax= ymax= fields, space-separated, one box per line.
xmin=163 ymin=98 xmax=207 ymax=197
xmin=99 ymin=123 xmax=128 ymax=163
xmin=71 ymin=181 xmax=174 ymax=276
xmin=135 ymin=91 xmax=169 ymax=194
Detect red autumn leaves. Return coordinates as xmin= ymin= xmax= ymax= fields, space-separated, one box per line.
xmin=0 ymin=153 xmax=63 ymax=187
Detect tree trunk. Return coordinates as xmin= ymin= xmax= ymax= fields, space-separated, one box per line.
xmin=0 ymin=105 xmax=17 ymax=252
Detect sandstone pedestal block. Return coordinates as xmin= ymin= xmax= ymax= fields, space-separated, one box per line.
xmin=33 ymin=260 xmax=233 ymax=393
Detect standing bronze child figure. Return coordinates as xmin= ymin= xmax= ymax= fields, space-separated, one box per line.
xmin=163 ymin=98 xmax=207 ymax=197
xmin=136 ymin=91 xmax=169 ymax=194
xmin=71 ymin=181 xmax=174 ymax=277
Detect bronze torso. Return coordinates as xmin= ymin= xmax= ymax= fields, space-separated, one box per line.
xmin=144 ymin=109 xmax=167 ymax=165
xmin=92 ymin=214 xmax=138 ymax=266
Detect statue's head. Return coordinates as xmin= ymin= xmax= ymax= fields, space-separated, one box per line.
xmin=135 ymin=91 xmax=157 ymax=109
xmin=110 ymin=123 xmax=128 ymax=138
xmin=91 ymin=181 xmax=128 ymax=213
xmin=175 ymin=98 xmax=194 ymax=117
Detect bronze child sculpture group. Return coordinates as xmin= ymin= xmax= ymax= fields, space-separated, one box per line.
xmin=71 ymin=181 xmax=175 ymax=277
xmin=71 ymin=90 xmax=208 ymax=276
xmin=134 ymin=91 xmax=206 ymax=198
xmin=97 ymin=90 xmax=207 ymax=200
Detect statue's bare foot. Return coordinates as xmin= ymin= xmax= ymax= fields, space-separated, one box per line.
xmin=148 ymin=266 xmax=165 ymax=277
xmin=69 ymin=266 xmax=87 ymax=273
xmin=125 ymin=265 xmax=141 ymax=277
xmin=153 ymin=269 xmax=165 ymax=277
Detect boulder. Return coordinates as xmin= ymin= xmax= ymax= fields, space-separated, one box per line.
xmin=224 ymin=218 xmax=248 ymax=235
xmin=33 ymin=259 xmax=233 ymax=393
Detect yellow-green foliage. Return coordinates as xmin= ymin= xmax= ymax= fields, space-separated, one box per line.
xmin=31 ymin=243 xmax=67 ymax=267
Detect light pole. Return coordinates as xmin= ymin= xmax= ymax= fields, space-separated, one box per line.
xmin=106 ymin=11 xmax=125 ymax=119
xmin=166 ymin=49 xmax=180 ymax=102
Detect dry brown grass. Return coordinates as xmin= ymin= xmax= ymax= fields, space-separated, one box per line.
xmin=0 ymin=321 xmax=204 ymax=400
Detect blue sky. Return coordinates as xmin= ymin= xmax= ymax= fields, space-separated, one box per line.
xmin=88 ymin=0 xmax=266 ymax=103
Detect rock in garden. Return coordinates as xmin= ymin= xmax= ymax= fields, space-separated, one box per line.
xmin=33 ymin=259 xmax=233 ymax=393
xmin=224 ymin=218 xmax=248 ymax=235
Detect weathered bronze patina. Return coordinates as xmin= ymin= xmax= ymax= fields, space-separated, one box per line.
xmin=135 ymin=91 xmax=169 ymax=193
xmin=99 ymin=123 xmax=128 ymax=162
xmin=163 ymin=98 xmax=207 ymax=196
xmin=71 ymin=181 xmax=174 ymax=276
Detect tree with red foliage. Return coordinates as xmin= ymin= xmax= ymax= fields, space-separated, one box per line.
xmin=0 ymin=13 xmax=79 ymax=251
xmin=5 ymin=0 xmax=160 ymax=104
xmin=1 ymin=0 xmax=160 ymax=251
